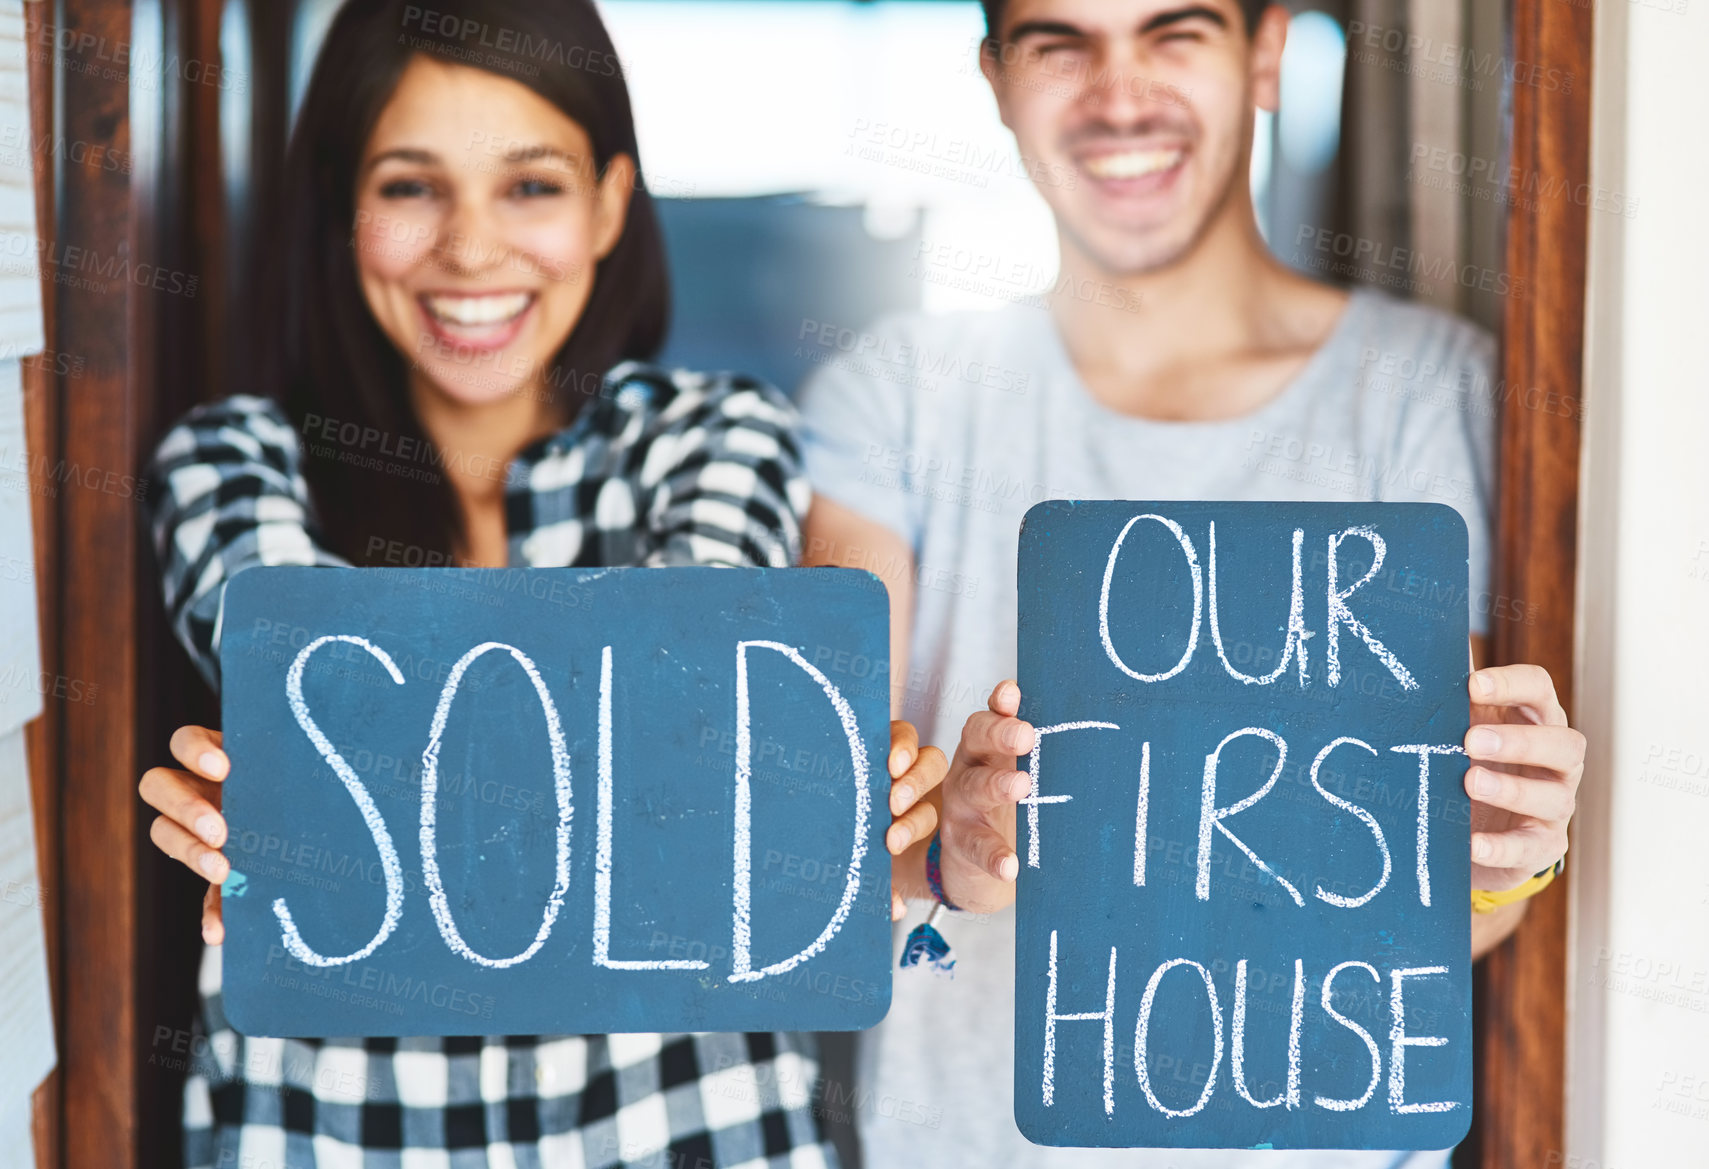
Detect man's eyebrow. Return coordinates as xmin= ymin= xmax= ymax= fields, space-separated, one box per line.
xmin=1004 ymin=6 xmax=1228 ymax=43
xmin=1005 ymin=20 xmax=1090 ymax=43
xmin=1139 ymin=5 xmax=1229 ymax=34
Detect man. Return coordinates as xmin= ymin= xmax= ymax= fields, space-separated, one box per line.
xmin=797 ymin=1 xmax=1584 ymax=1166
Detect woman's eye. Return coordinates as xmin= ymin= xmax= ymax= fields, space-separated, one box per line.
xmin=378 ymin=178 xmax=433 ymax=199
xmin=512 ymin=178 xmax=564 ymax=198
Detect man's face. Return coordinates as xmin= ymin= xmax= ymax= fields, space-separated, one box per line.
xmin=982 ymin=0 xmax=1285 ymax=277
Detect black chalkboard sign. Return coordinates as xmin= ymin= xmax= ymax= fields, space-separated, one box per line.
xmin=1015 ymin=502 xmax=1472 ymax=1151
xmin=217 ymin=567 xmax=892 ymax=1037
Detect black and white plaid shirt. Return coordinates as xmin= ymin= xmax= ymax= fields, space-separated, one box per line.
xmin=145 ymin=363 xmax=833 ymax=1169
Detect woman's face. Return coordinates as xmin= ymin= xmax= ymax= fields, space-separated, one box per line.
xmin=352 ymin=56 xmax=632 ymax=407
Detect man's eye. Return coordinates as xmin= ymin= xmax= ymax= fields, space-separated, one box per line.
xmin=513 ymin=178 xmax=564 ymax=198
xmin=1035 ymin=41 xmax=1087 ymax=56
xmin=378 ymin=178 xmax=433 ymax=199
xmin=1158 ymin=29 xmax=1207 ymax=45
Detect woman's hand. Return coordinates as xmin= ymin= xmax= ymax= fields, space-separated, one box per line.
xmin=936 ymin=681 xmax=1035 ymax=916
xmin=885 ymin=720 xmax=948 ymax=920
xmin=1464 ymin=664 xmax=1584 ymax=890
xmin=139 ymin=726 xmax=231 ymax=944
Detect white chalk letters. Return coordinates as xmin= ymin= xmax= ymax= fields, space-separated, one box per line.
xmin=277 ymin=635 xmax=407 ymax=967
xmin=1101 ymin=517 xmax=1417 ymax=691
xmin=280 ymin=636 xmax=869 ymax=979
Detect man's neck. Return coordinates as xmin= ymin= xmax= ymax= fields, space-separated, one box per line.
xmin=1049 ymin=207 xmax=1349 ymax=422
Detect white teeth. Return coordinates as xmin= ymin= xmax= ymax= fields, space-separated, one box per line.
xmin=424 ymin=292 xmax=532 ymax=326
xmin=1083 ymin=149 xmax=1184 ymax=180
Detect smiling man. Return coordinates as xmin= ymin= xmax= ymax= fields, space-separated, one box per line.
xmin=798 ymin=1 xmax=1583 ymax=1166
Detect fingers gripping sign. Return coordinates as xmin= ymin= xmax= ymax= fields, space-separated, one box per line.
xmin=939 ymin=680 xmax=1036 ymax=914
xmin=1463 ymin=664 xmax=1582 ymax=891
xmin=140 ymin=724 xmax=232 ymax=944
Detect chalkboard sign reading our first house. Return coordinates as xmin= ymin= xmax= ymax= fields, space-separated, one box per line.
xmin=218 ymin=567 xmax=892 ymax=1038
xmin=1015 ymin=502 xmax=1473 ymax=1151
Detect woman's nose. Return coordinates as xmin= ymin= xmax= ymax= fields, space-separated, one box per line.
xmin=433 ymin=199 xmax=509 ymax=278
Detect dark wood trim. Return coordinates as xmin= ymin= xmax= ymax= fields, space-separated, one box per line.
xmin=220 ymin=0 xmax=297 ymax=401
xmin=1471 ymin=0 xmax=1593 ymax=1165
xmin=24 ymin=0 xmax=63 ymax=1158
xmin=53 ymin=0 xmax=148 ymax=1163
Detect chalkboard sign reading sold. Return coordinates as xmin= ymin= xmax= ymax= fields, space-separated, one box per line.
xmin=1015 ymin=502 xmax=1473 ymax=1150
xmin=218 ymin=567 xmax=891 ymax=1037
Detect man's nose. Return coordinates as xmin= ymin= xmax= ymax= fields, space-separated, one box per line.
xmin=1079 ymin=49 xmax=1167 ymax=126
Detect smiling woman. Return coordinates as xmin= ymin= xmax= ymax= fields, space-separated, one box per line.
xmin=258 ymin=0 xmax=667 ymax=569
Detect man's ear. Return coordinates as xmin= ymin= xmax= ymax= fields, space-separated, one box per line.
xmin=592 ymin=153 xmax=635 ymax=261
xmin=978 ymin=38 xmax=1017 ymax=131
xmin=1250 ymin=4 xmax=1290 ymax=114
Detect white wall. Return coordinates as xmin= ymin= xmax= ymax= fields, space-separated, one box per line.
xmin=1570 ymin=0 xmax=1709 ymax=1164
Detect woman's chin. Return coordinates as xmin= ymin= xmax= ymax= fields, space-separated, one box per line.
xmin=415 ymin=363 xmax=540 ymax=409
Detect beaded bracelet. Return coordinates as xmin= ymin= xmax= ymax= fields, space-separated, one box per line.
xmin=923 ymin=832 xmax=960 ymax=911
xmin=899 ymin=834 xmax=959 ymax=974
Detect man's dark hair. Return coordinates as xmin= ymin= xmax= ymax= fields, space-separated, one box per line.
xmin=980 ymin=1 xmax=1273 ymax=42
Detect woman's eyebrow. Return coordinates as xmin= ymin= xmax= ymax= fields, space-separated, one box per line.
xmin=500 ymin=144 xmax=577 ymax=164
xmin=364 ymin=147 xmax=440 ymax=173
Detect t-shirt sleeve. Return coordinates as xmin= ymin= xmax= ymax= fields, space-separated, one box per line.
xmin=793 ymin=317 xmax=922 ymax=548
xmin=1378 ymin=315 xmax=1500 ymax=638
xmin=629 ymin=371 xmax=814 ymax=569
xmin=144 ymin=396 xmax=350 ymax=692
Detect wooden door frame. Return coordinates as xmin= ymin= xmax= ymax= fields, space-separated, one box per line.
xmin=23 ymin=0 xmax=196 ymax=1163
xmin=34 ymin=0 xmax=153 ymax=1163
xmin=1465 ymin=0 xmax=1592 ymax=1166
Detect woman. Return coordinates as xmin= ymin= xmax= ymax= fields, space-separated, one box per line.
xmin=138 ymin=2 xmax=947 ymax=1165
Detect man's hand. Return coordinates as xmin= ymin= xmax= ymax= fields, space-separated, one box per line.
xmin=1464 ymin=664 xmax=1584 ymax=891
xmin=937 ymin=681 xmax=1036 ymax=915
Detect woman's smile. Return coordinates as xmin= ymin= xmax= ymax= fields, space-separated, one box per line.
xmin=417 ymin=289 xmax=537 ymax=352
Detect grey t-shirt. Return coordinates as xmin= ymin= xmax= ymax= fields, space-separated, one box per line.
xmin=796 ymin=287 xmax=1497 ymax=1168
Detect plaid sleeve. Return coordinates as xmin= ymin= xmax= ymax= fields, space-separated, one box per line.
xmin=144 ymin=395 xmax=349 ymax=690
xmin=620 ymin=367 xmax=813 ymax=570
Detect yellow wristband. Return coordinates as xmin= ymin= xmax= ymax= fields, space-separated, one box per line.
xmin=1471 ymin=864 xmax=1559 ymax=914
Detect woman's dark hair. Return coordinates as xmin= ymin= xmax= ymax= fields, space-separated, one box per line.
xmin=257 ymin=0 xmax=669 ymax=566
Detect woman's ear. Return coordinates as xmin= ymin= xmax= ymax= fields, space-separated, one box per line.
xmin=592 ymin=153 xmax=636 ymax=262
